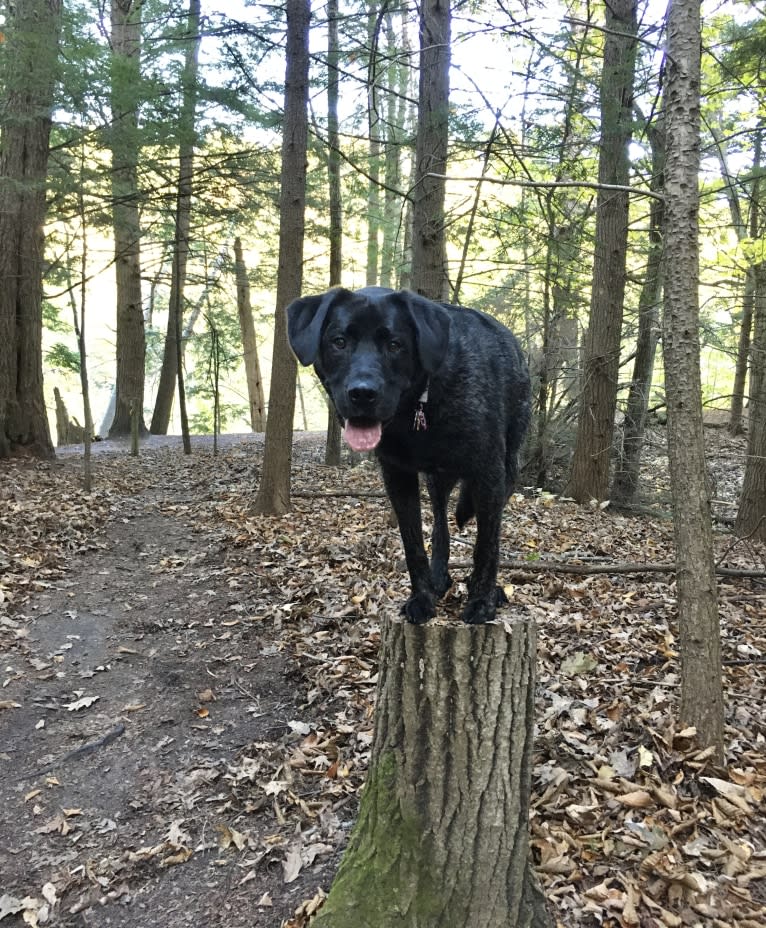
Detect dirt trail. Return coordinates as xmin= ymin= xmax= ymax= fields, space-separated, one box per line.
xmin=1 ymin=438 xmax=341 ymax=928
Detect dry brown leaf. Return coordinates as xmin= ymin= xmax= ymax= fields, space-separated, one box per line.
xmin=616 ymin=789 xmax=654 ymax=808
xmin=160 ymin=847 xmax=193 ymax=868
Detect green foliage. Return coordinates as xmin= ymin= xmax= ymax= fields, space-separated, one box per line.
xmin=32 ymin=0 xmax=763 ymax=446
xmin=42 ymin=301 xmax=71 ymax=334
xmin=46 ymin=342 xmax=81 ymax=373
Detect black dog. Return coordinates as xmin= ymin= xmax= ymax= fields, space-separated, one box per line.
xmin=287 ymin=286 xmax=531 ymax=625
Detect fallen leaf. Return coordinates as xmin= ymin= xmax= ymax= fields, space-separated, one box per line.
xmin=616 ymin=790 xmax=654 ymax=809
xmin=700 ymin=776 xmax=752 ymax=809
xmin=0 ymin=895 xmax=24 ymax=920
xmin=161 ymin=847 xmax=193 ymax=867
xmin=283 ymin=846 xmax=303 ymax=883
xmin=217 ymin=824 xmax=247 ymax=851
xmin=64 ymin=695 xmax=99 ymax=711
xmin=637 ymin=745 xmax=654 ymax=768
xmin=41 ymin=885 xmax=56 ymax=907
xmin=561 ymin=651 xmax=598 ymax=675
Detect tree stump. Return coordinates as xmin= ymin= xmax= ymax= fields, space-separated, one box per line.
xmin=312 ymin=615 xmax=552 ymax=928
xmin=54 ymin=387 xmax=86 ymax=446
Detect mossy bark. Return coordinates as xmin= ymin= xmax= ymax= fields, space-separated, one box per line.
xmin=312 ymin=616 xmax=552 ymax=928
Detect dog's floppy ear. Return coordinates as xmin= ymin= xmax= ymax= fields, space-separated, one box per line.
xmin=395 ymin=291 xmax=451 ymax=374
xmin=287 ymin=289 xmax=347 ymax=366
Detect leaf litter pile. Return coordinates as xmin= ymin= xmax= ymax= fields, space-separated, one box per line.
xmin=0 ymin=431 xmax=764 ymax=928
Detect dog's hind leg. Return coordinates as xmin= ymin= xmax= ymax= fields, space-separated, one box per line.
xmin=461 ymin=477 xmax=506 ymax=625
xmin=381 ymin=463 xmax=436 ymax=625
xmin=426 ymin=473 xmax=457 ymax=597
xmin=455 ymin=480 xmax=475 ymax=528
xmin=504 ymin=401 xmax=530 ymax=499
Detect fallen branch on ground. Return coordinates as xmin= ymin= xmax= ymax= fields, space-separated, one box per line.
xmin=448 ymin=559 xmax=766 ymax=578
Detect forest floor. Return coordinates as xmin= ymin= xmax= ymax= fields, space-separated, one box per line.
xmin=0 ymin=426 xmax=764 ymax=928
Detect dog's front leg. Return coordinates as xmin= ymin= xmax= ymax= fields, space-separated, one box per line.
xmin=381 ymin=463 xmax=435 ymax=624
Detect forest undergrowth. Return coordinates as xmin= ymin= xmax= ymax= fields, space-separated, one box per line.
xmin=0 ymin=429 xmax=764 ymax=928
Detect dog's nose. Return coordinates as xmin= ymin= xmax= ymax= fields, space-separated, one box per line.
xmin=348 ymin=382 xmax=379 ymax=407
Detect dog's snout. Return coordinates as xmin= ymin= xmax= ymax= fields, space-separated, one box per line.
xmin=347 ymin=382 xmax=379 ymax=407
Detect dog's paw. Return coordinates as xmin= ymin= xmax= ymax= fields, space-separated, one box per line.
xmin=461 ymin=597 xmax=496 ymax=625
xmin=431 ymin=569 xmax=453 ymax=598
xmin=402 ymin=592 xmax=436 ymax=625
xmin=494 ymin=585 xmax=509 ymax=606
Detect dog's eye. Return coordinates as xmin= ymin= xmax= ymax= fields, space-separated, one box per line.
xmin=388 ymin=338 xmax=403 ymax=353
xmin=332 ymin=336 xmax=346 ymax=349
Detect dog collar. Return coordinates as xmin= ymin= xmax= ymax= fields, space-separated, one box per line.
xmin=413 ymin=383 xmax=429 ymax=431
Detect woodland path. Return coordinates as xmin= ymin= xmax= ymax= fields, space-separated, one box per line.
xmin=1 ymin=435 xmax=354 ymax=928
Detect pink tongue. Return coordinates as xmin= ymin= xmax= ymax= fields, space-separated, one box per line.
xmin=343 ymin=420 xmax=382 ymax=452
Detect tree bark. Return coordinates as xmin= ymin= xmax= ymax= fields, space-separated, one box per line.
xmin=566 ymin=0 xmax=638 ymax=502
xmin=53 ymin=388 xmax=86 ymax=446
xmin=729 ymin=267 xmax=756 ymax=436
xmin=324 ymin=0 xmax=343 ymax=465
xmin=525 ymin=19 xmax=592 ymax=488
xmin=73 ymin=143 xmax=95 ymax=490
xmin=735 ymin=263 xmax=766 ymax=541
xmin=0 ymin=0 xmax=60 ymax=460
xmin=410 ymin=0 xmax=451 ymax=301
xmin=233 ymin=238 xmax=266 ymax=431
xmin=611 ymin=113 xmax=666 ymax=504
xmin=662 ymin=0 xmax=724 ymax=762
xmin=728 ymin=128 xmax=762 ymax=436
xmin=109 ymin=0 xmax=147 ymax=438
xmin=365 ymin=0 xmax=382 ymax=286
xmin=380 ymin=8 xmax=410 ymax=290
xmin=313 ymin=616 xmax=552 ymax=928
xmin=253 ymin=0 xmax=310 ymax=515
xmin=150 ymin=0 xmax=202 ymax=436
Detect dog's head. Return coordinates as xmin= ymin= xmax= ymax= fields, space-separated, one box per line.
xmin=287 ymin=287 xmax=450 ymax=452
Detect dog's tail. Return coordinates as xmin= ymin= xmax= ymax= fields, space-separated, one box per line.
xmin=455 ymin=481 xmax=474 ymax=529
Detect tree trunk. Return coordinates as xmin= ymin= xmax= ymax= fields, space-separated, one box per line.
xmin=525 ymin=20 xmax=592 ymax=488
xmin=150 ymin=0 xmax=201 ymax=436
xmin=0 ymin=0 xmax=60 ymax=460
xmin=611 ymin=114 xmax=666 ymax=504
xmin=366 ymin=0 xmax=382 ymax=286
xmin=325 ymin=0 xmax=343 ymax=465
xmin=380 ymin=8 xmax=410 ymax=290
xmin=566 ymin=0 xmax=638 ymax=502
xmin=325 ymin=411 xmax=343 ymax=465
xmin=729 ymin=268 xmax=756 ymax=436
xmin=253 ymin=0 xmax=310 ymax=515
xmin=73 ymin=142 xmax=95 ymax=490
xmin=453 ymin=121 xmax=499 ymax=305
xmin=54 ymin=388 xmax=86 ymax=446
xmin=109 ymin=0 xmax=147 ymax=438
xmin=728 ymin=129 xmax=762 ymax=436
xmin=410 ymin=0 xmax=451 ymax=302
xmin=313 ymin=616 xmax=552 ymax=928
xmin=234 ymin=238 xmax=266 ymax=431
xmin=735 ymin=262 xmax=766 ymax=541
xmin=530 ymin=207 xmax=582 ymax=487
xmin=662 ymin=0 xmax=724 ymax=762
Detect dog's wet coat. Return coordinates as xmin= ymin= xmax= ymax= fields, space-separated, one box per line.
xmin=288 ymin=286 xmax=531 ymax=625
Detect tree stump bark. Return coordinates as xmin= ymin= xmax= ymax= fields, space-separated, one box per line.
xmin=53 ymin=388 xmax=86 ymax=447
xmin=312 ymin=615 xmax=552 ymax=928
